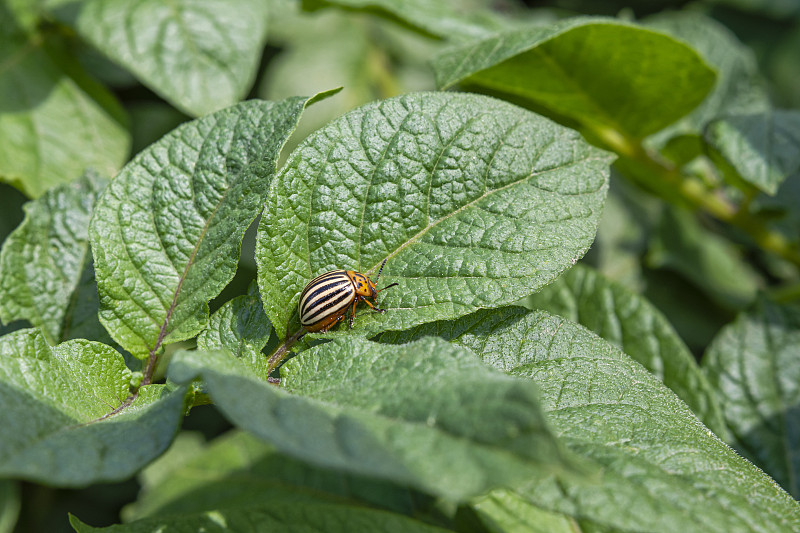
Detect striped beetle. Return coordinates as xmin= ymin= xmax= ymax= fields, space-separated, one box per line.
xmin=298 ymin=259 xmax=398 ymax=333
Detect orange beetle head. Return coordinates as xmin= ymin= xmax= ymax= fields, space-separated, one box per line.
xmin=347 ymin=271 xmax=377 ymax=298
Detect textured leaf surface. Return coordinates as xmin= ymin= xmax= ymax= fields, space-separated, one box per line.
xmin=379 ymin=306 xmax=800 ymax=531
xmin=707 ymin=110 xmax=800 ymax=195
xmin=0 ymin=329 xmax=187 ymax=486
xmin=126 ymin=430 xmax=419 ymax=521
xmin=72 ymin=503 xmax=450 ymax=533
xmin=197 ymin=282 xmax=271 ymax=376
xmin=432 ymin=18 xmax=715 ymax=139
xmin=256 ymin=92 xmax=611 ymax=338
xmin=72 ymin=0 xmax=269 ymax=116
xmin=91 ymin=97 xmax=316 ymax=357
xmin=169 ymin=337 xmax=575 ymax=501
xmin=0 ymin=171 xmax=108 ymax=345
xmin=526 ymin=264 xmax=728 ymax=437
xmin=704 ymin=300 xmax=800 ymax=498
xmin=0 ymin=33 xmax=129 ymax=198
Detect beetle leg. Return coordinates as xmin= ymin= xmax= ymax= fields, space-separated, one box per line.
xmin=361 ymin=298 xmax=387 ymax=314
xmin=349 ymin=299 xmax=358 ymax=328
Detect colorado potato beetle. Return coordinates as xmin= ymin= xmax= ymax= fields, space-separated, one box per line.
xmin=298 ymin=258 xmax=398 ymax=333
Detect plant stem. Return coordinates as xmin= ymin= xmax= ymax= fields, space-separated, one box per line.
xmin=266 ymin=328 xmax=306 ymax=379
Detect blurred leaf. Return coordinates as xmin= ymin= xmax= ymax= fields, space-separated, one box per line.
xmin=648 ymin=206 xmax=761 ymax=311
xmin=703 ymin=0 xmax=800 ymax=19
xmin=0 ymin=171 xmax=109 ymax=345
xmin=472 ymin=490 xmax=576 ymax=533
xmin=256 ymin=92 xmax=612 ymax=338
xmin=197 ymin=282 xmax=271 ymax=377
xmin=703 ymin=299 xmax=800 ymax=498
xmin=0 ymin=33 xmax=129 ymax=198
xmin=527 ymin=265 xmax=728 ymax=437
xmin=432 ymin=18 xmax=716 ymax=140
xmin=68 ymin=0 xmax=270 ymax=116
xmin=126 ymin=102 xmax=188 ymax=155
xmin=302 ymin=0 xmax=515 ymax=41
xmin=125 ymin=430 xmax=422 ymax=521
xmin=169 ymin=337 xmax=577 ymax=502
xmin=90 ymin=96 xmax=323 ymax=358
xmin=706 ymin=110 xmax=800 ymax=195
xmin=0 ymin=329 xmax=187 ymax=486
xmin=0 ymin=480 xmax=19 ymax=533
xmin=644 ymin=11 xmax=770 ymax=146
xmin=72 ymin=502 xmax=452 ymax=533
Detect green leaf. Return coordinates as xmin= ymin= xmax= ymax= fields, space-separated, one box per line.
xmin=71 ymin=502 xmax=451 ymax=533
xmin=0 ymin=480 xmax=20 ymax=533
xmin=706 ymin=110 xmax=800 ymax=195
xmin=472 ymin=489 xmax=576 ymax=533
xmin=0 ymin=33 xmax=129 ymax=198
xmin=197 ymin=281 xmax=271 ymax=376
xmin=644 ymin=12 xmax=770 ymax=146
xmin=69 ymin=0 xmax=270 ymax=116
xmin=90 ymin=96 xmax=320 ymax=358
xmin=168 ymin=337 xmax=578 ymax=502
xmin=256 ymin=92 xmax=612 ymax=338
xmin=0 ymin=329 xmax=187 ymax=486
xmin=380 ymin=306 xmax=800 ymax=532
xmin=526 ymin=264 xmax=728 ymax=438
xmin=0 ymin=171 xmax=109 ymax=345
xmin=703 ymin=300 xmax=800 ymax=499
xmin=432 ymin=18 xmax=716 ymax=140
xmin=302 ymin=0 xmax=514 ymax=41
xmin=125 ymin=430 xmax=421 ymax=521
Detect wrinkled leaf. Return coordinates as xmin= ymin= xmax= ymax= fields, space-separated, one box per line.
xmin=197 ymin=281 xmax=271 ymax=376
xmin=169 ymin=337 xmax=577 ymax=502
xmin=706 ymin=110 xmax=800 ymax=195
xmin=256 ymin=92 xmax=611 ymax=338
xmin=0 ymin=33 xmax=129 ymax=198
xmin=0 ymin=329 xmax=187 ymax=486
xmin=91 ymin=96 xmax=324 ymax=358
xmin=526 ymin=264 xmax=728 ymax=437
xmin=125 ymin=430 xmax=421 ymax=521
xmin=703 ymin=300 xmax=800 ymax=499
xmin=432 ymin=18 xmax=716 ymax=140
xmin=0 ymin=171 xmax=108 ymax=345
xmin=69 ymin=0 xmax=270 ymax=116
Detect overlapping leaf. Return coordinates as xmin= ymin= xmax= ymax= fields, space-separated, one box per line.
xmin=0 ymin=329 xmax=187 ymax=486
xmin=68 ymin=0 xmax=270 ymax=116
xmin=168 ymin=337 xmax=576 ymax=502
xmin=256 ymin=92 xmax=611 ymax=338
xmin=0 ymin=171 xmax=108 ymax=345
xmin=432 ymin=18 xmax=716 ymax=141
xmin=704 ymin=300 xmax=800 ymax=499
xmin=91 ymin=96 xmax=324 ymax=358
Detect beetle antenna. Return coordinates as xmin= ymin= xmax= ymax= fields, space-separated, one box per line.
xmin=374 ymin=258 xmax=388 ymax=282
xmin=376 ymin=282 xmax=399 ymax=293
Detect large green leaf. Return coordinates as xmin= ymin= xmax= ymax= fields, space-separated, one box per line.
xmin=90 ymin=96 xmax=323 ymax=358
xmin=706 ymin=110 xmax=800 ymax=195
xmin=0 ymin=171 xmax=108 ymax=345
xmin=256 ymin=92 xmax=611 ymax=338
xmin=432 ymin=18 xmax=716 ymax=140
xmin=168 ymin=337 xmax=577 ymax=502
xmin=0 ymin=33 xmax=129 ymax=198
xmin=526 ymin=264 xmax=728 ymax=437
xmin=379 ymin=307 xmax=800 ymax=531
xmin=125 ymin=430 xmax=421 ymax=521
xmin=68 ymin=0 xmax=270 ymax=117
xmin=703 ymin=300 xmax=800 ymax=499
xmin=0 ymin=329 xmax=187 ymax=486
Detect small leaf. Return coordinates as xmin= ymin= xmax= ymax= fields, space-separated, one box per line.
xmin=72 ymin=503 xmax=451 ymax=533
xmin=0 ymin=33 xmax=129 ymax=198
xmin=0 ymin=171 xmax=108 ymax=345
xmin=197 ymin=281 xmax=272 ymax=376
xmin=0 ymin=329 xmax=187 ymax=486
xmin=706 ymin=110 xmax=800 ymax=195
xmin=90 ymin=96 xmax=320 ymax=358
xmin=256 ymin=92 xmax=612 ymax=338
xmin=472 ymin=489 xmax=576 ymax=533
xmin=526 ymin=264 xmax=728 ymax=438
xmin=168 ymin=337 xmax=578 ymax=502
xmin=432 ymin=18 xmax=716 ymax=140
xmin=69 ymin=0 xmax=270 ymax=116
xmin=703 ymin=300 xmax=800 ymax=499
xmin=0 ymin=480 xmax=20 ymax=533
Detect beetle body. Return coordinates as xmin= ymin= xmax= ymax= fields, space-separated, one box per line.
xmin=298 ymin=260 xmax=397 ymax=333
